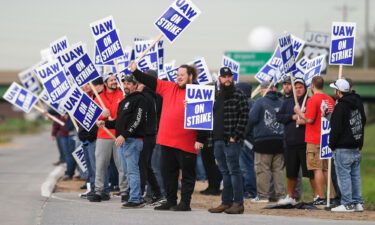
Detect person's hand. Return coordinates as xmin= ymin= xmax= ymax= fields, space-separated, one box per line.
xmin=229 ymin=137 xmax=235 ymax=143
xmin=52 ymin=136 xmax=56 ymax=141
xmin=296 ymin=119 xmax=305 ymax=125
xmin=292 ymin=114 xmax=298 ymax=120
xmin=96 ymin=120 xmax=105 ymax=128
xmin=102 ymin=108 xmax=110 ymax=118
xmin=115 ymin=135 xmax=125 ymax=147
xmin=294 ymin=105 xmax=301 ymax=114
xmin=129 ymin=61 xmax=137 ymax=72
xmin=183 ymin=100 xmax=188 ymax=107
xmin=195 ymin=142 xmax=204 ymax=151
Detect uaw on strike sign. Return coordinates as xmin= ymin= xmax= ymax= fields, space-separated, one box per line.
xmin=329 ymin=22 xmax=356 ymax=66
xmin=3 ymin=82 xmax=38 ymax=113
xmin=184 ymin=84 xmax=215 ymax=130
xmin=155 ymin=0 xmax=201 ymax=43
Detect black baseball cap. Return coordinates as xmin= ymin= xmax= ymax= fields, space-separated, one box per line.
xmin=219 ymin=67 xmax=233 ymax=77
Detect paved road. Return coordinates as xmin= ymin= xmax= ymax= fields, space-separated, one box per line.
xmin=0 ymin=132 xmax=58 ymax=225
xmin=1 ymin=133 xmax=374 ymax=225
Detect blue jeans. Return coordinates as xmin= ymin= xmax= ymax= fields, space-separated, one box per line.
xmin=239 ymin=145 xmax=257 ymax=198
xmin=196 ymin=151 xmax=206 ymax=181
xmin=333 ymin=148 xmax=363 ymax=205
xmin=214 ymin=141 xmax=243 ymax=205
xmin=82 ymin=141 xmax=96 ymax=189
xmin=61 ymin=135 xmax=76 ymax=177
xmin=118 ymin=138 xmax=143 ymax=203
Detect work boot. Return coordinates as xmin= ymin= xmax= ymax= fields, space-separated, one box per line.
xmin=208 ymin=204 xmax=232 ymax=213
xmin=224 ymin=203 xmax=244 ymax=214
xmin=170 ymin=202 xmax=191 ymax=211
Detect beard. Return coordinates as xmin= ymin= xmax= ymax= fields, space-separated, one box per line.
xmin=219 ymin=82 xmax=235 ymax=99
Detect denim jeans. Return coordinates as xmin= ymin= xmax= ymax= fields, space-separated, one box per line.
xmin=196 ymin=151 xmax=207 ymax=181
xmin=214 ymin=140 xmax=243 ymax=205
xmin=82 ymin=141 xmax=96 ymax=189
xmin=239 ymin=145 xmax=257 ymax=198
xmin=55 ymin=131 xmax=65 ymax=163
xmin=61 ymin=135 xmax=76 ymax=177
xmin=333 ymin=148 xmax=363 ymax=205
xmin=118 ymin=138 xmax=143 ymax=203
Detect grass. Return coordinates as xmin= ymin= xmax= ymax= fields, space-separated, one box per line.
xmin=299 ymin=123 xmax=375 ymax=209
xmin=0 ymin=118 xmax=47 ymax=143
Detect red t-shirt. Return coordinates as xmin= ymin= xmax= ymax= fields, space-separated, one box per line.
xmin=156 ymin=79 xmax=197 ymax=154
xmin=95 ymin=88 xmax=124 ymax=139
xmin=304 ymin=93 xmax=334 ymax=144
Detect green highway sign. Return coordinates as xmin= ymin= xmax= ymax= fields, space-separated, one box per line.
xmin=224 ymin=51 xmax=272 ymax=75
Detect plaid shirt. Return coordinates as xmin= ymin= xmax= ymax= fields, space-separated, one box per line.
xmin=214 ymin=88 xmax=249 ymax=142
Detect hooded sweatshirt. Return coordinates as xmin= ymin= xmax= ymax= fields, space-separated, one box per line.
xmin=249 ymin=91 xmax=284 ymax=143
xmin=329 ymin=92 xmax=366 ymax=150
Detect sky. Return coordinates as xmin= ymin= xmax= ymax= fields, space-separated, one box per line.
xmin=0 ymin=0 xmax=374 ymax=71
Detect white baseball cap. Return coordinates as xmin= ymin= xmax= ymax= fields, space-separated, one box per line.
xmin=329 ymin=79 xmax=350 ymax=93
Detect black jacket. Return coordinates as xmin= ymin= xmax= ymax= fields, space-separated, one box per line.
xmin=106 ymin=91 xmax=147 ymax=138
xmin=329 ymin=92 xmax=366 ymax=150
xmin=78 ymin=125 xmax=98 ymax=143
xmin=142 ymin=87 xmax=158 ymax=136
xmin=276 ymin=94 xmax=307 ymax=150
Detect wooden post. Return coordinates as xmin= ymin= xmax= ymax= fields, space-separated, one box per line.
xmin=251 ymin=84 xmax=261 ymax=99
xmin=262 ymin=80 xmax=274 ymax=97
xmin=134 ymin=34 xmax=164 ymax=63
xmin=113 ymin=59 xmax=125 ymax=95
xmin=289 ymin=73 xmax=299 ymax=107
xmin=326 ymin=158 xmax=332 ymax=207
xmin=33 ymin=105 xmax=65 ymax=126
xmin=338 ymin=65 xmax=343 ymax=79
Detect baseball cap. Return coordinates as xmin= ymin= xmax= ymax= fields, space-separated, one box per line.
xmin=294 ymin=77 xmax=305 ymax=85
xmin=282 ymin=76 xmax=291 ymax=84
xmin=103 ymin=72 xmax=116 ymax=82
xmin=122 ymin=74 xmax=138 ymax=83
xmin=329 ymin=79 xmax=350 ymax=92
xmin=219 ymin=67 xmax=233 ymax=76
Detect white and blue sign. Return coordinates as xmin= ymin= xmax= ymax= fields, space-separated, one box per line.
xmin=304 ymin=55 xmax=326 ymax=87
xmin=188 ymin=57 xmax=212 ymax=85
xmin=329 ymin=22 xmax=356 ymax=66
xmin=18 ymin=68 xmax=41 ymax=93
xmin=94 ymin=46 xmax=114 ymax=65
xmin=35 ymin=60 xmax=71 ymax=103
xmin=320 ymin=116 xmax=332 ymax=159
xmin=184 ymin=84 xmax=215 ymax=130
xmin=61 ymin=85 xmax=103 ymax=131
xmin=268 ymin=47 xmax=283 ymax=73
xmin=255 ymin=63 xmax=280 ymax=84
xmin=134 ymin=40 xmax=159 ymax=71
xmin=3 ymin=82 xmax=38 ymax=113
xmin=166 ymin=68 xmax=179 ymax=82
xmin=68 ymin=53 xmax=101 ymax=86
xmin=292 ymin=56 xmax=309 ymax=78
xmin=50 ymin=36 xmax=70 ymax=56
xmin=291 ymin=34 xmax=305 ymax=59
xmin=222 ymin=55 xmax=240 ymax=83
xmin=278 ymin=33 xmax=297 ymax=73
xmin=155 ymin=0 xmax=201 ymax=43
xmin=158 ymin=40 xmax=164 ymax=71
xmin=55 ymin=42 xmax=86 ymax=69
xmin=90 ymin=16 xmax=124 ymax=63
xmin=39 ymin=90 xmax=66 ymax=115
xmin=72 ymin=145 xmax=87 ymax=173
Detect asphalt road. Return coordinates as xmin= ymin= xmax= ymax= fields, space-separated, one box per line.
xmin=1 ymin=132 xmax=374 ymax=225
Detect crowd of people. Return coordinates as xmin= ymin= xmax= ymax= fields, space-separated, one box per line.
xmin=49 ymin=61 xmax=366 ymax=214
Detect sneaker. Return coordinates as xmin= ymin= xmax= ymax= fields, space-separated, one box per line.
xmin=331 ymin=204 xmax=355 ymax=212
xmin=88 ymin=193 xmax=102 ymax=202
xmin=121 ymin=202 xmax=145 ymax=209
xmin=250 ymin=197 xmax=269 ymax=203
xmin=313 ymin=197 xmax=327 ymax=205
xmin=170 ymin=202 xmax=191 ymax=211
xmin=150 ymin=197 xmax=167 ymax=207
xmin=101 ymin=194 xmax=110 ymax=201
xmin=354 ymin=203 xmax=364 ymax=212
xmin=154 ymin=201 xmax=176 ymax=210
xmin=277 ymin=195 xmax=296 ymax=205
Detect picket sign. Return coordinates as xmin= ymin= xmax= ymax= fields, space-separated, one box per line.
xmin=251 ymin=85 xmax=261 ymax=99
xmin=72 ymin=145 xmax=87 ymax=173
xmin=114 ymin=58 xmax=126 ymax=95
xmin=133 ymin=34 xmax=164 ymax=65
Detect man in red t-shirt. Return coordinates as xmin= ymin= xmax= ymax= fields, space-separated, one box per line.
xmin=294 ymin=76 xmax=334 ymax=205
xmin=88 ymin=73 xmax=128 ymax=202
xmin=129 ymin=62 xmax=205 ymax=211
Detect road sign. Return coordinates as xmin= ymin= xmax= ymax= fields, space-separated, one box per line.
xmin=224 ymin=52 xmax=272 ymax=75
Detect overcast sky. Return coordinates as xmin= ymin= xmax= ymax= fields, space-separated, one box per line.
xmin=0 ymin=0 xmax=373 ymax=71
